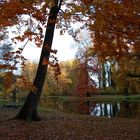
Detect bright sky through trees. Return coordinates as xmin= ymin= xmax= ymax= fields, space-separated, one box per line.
xmin=22 ymin=29 xmax=77 ymax=62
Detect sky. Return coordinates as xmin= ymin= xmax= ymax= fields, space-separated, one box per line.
xmin=5 ymin=19 xmax=77 ymax=63
xmin=22 ymin=29 xmax=77 ymax=62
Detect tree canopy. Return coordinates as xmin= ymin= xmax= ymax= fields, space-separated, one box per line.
xmin=0 ymin=0 xmax=140 ymax=121
xmin=0 ymin=0 xmax=139 ymax=61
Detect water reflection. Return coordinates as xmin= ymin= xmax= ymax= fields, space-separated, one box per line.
xmin=42 ymin=100 xmax=140 ymax=119
xmin=87 ymin=102 xmax=120 ymax=117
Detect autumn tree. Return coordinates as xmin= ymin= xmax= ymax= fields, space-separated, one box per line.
xmin=62 ymin=0 xmax=140 ymax=93
xmin=15 ymin=0 xmax=63 ymax=121
xmin=83 ymin=0 xmax=140 ymax=94
xmin=56 ymin=60 xmax=79 ymax=95
xmin=0 ymin=0 xmax=140 ymax=121
xmin=0 ymin=0 xmax=94 ymax=121
xmin=23 ymin=60 xmax=78 ymax=97
xmin=0 ymin=39 xmax=18 ymax=103
xmin=46 ymin=60 xmax=75 ymax=96
xmin=0 ymin=0 xmax=81 ymax=121
xmin=0 ymin=42 xmax=13 ymax=73
xmin=0 ymin=42 xmax=13 ymax=91
xmin=1 ymin=0 xmax=63 ymax=120
xmin=111 ymin=56 xmax=140 ymax=94
xmin=74 ymin=40 xmax=101 ymax=95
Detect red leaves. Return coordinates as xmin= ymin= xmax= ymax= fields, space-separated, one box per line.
xmin=16 ymin=76 xmax=36 ymax=92
xmin=45 ymin=44 xmax=57 ymax=54
xmin=82 ymin=0 xmax=94 ymax=5
xmin=24 ymin=31 xmax=34 ymax=37
xmin=14 ymin=36 xmax=25 ymax=42
xmin=42 ymin=45 xmax=61 ymax=81
xmin=0 ymin=110 xmax=140 ymax=140
xmin=42 ymin=57 xmax=61 ymax=81
xmin=3 ymin=71 xmax=13 ymax=90
xmin=0 ymin=0 xmax=40 ymax=27
xmin=32 ymin=12 xmax=46 ymax=22
xmin=42 ymin=58 xmax=49 ymax=65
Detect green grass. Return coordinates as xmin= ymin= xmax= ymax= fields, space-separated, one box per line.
xmin=46 ymin=95 xmax=140 ymax=102
xmin=38 ymin=106 xmax=50 ymax=112
xmin=125 ymin=95 xmax=140 ymax=102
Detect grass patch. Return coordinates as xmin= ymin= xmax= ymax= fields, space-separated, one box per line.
xmin=125 ymin=95 xmax=140 ymax=102
xmin=46 ymin=95 xmax=140 ymax=102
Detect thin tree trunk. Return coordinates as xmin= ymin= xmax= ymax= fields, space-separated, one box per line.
xmin=102 ymin=63 xmax=106 ymax=88
xmin=15 ymin=0 xmax=62 ymax=121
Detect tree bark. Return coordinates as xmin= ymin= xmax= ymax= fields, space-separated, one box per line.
xmin=102 ymin=63 xmax=106 ymax=88
xmin=15 ymin=0 xmax=62 ymax=121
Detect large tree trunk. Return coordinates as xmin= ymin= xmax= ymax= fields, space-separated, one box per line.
xmin=15 ymin=0 xmax=62 ymax=121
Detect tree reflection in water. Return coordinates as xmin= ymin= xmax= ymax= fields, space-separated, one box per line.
xmin=88 ymin=102 xmax=120 ymax=117
xmin=43 ymin=99 xmax=140 ymax=119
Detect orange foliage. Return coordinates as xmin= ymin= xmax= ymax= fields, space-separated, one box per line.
xmin=3 ymin=72 xmax=13 ymax=90
xmin=82 ymin=0 xmax=94 ymax=5
xmin=0 ymin=0 xmax=139 ymax=93
xmin=89 ymin=1 xmax=140 ymax=60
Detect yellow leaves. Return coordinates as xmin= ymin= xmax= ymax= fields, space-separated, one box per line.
xmin=45 ymin=0 xmax=52 ymax=5
xmin=63 ymin=12 xmax=72 ymax=20
xmin=42 ymin=56 xmax=61 ymax=81
xmin=111 ymin=52 xmax=140 ymax=93
xmin=16 ymin=75 xmax=38 ymax=92
xmin=3 ymin=72 xmax=13 ymax=90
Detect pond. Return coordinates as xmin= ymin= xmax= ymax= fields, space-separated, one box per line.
xmin=41 ymin=99 xmax=140 ymax=119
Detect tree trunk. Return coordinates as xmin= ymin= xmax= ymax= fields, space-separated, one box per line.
xmin=102 ymin=63 xmax=106 ymax=88
xmin=15 ymin=0 xmax=62 ymax=121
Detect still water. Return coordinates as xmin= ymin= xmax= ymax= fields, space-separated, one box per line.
xmin=42 ymin=100 xmax=140 ymax=119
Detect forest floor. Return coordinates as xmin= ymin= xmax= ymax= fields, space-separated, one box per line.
xmin=0 ymin=108 xmax=140 ymax=140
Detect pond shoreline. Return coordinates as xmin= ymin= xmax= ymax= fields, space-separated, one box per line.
xmin=46 ymin=94 xmax=140 ymax=102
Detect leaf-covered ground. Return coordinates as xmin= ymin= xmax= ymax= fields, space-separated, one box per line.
xmin=0 ymin=108 xmax=140 ymax=140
